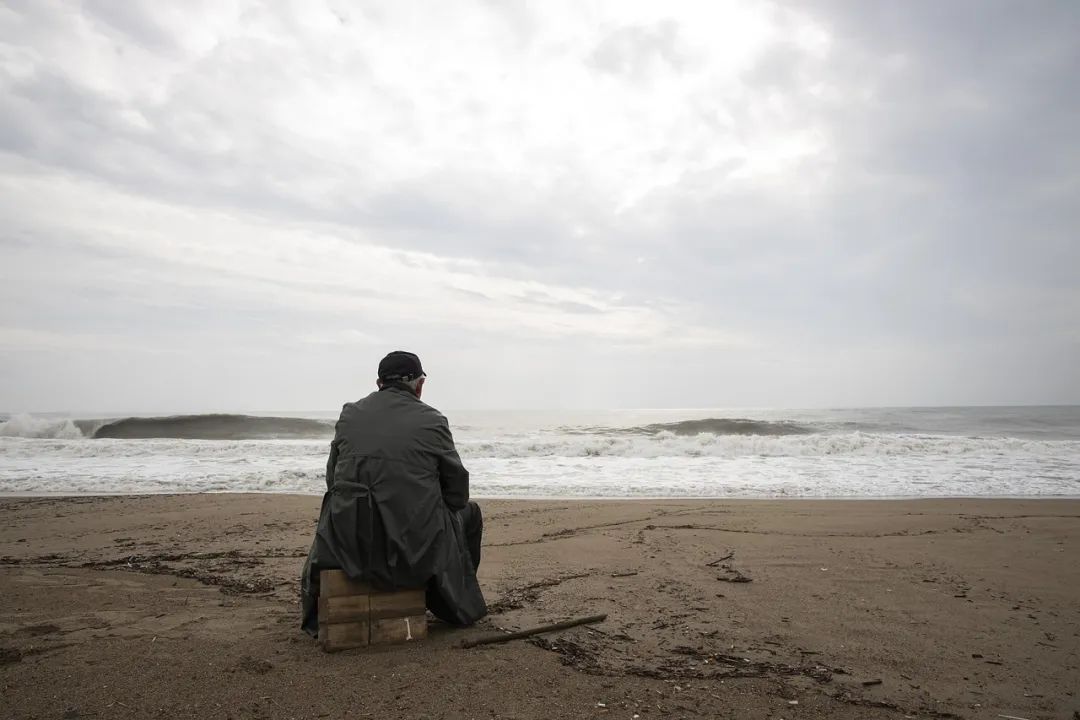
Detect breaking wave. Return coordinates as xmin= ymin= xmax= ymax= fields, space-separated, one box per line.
xmin=0 ymin=413 xmax=333 ymax=440
xmin=88 ymin=414 xmax=333 ymax=439
xmin=630 ymin=418 xmax=814 ymax=436
xmin=1 ymin=414 xmax=816 ymax=441
xmin=0 ymin=414 xmax=84 ymax=439
xmin=458 ymin=431 xmax=1076 ymax=459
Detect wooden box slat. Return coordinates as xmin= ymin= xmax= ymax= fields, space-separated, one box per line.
xmin=369 ymin=589 xmax=426 ymax=620
xmin=319 ymin=594 xmax=371 ymax=624
xmin=320 ymin=569 xmax=373 ymax=598
xmin=319 ymin=621 xmax=369 ymax=651
xmin=370 ymin=614 xmax=427 ymax=645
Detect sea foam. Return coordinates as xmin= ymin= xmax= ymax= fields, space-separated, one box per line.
xmin=2 ymin=408 xmax=1079 ymax=498
xmin=0 ymin=414 xmax=84 ymax=439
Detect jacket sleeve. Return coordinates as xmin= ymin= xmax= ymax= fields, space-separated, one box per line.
xmin=325 ymin=407 xmax=348 ymax=491
xmin=434 ymin=418 xmax=469 ymax=511
xmin=325 ymin=438 xmax=340 ymax=491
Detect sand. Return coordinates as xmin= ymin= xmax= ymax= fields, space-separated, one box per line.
xmin=1 ymin=495 xmax=1078 ymax=719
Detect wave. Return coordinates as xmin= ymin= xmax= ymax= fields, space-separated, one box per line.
xmin=0 ymin=413 xmax=334 ymax=440
xmin=87 ymin=414 xmax=334 ymax=440
xmin=632 ymin=418 xmax=815 ymax=436
xmin=4 ymin=430 xmax=1072 ymax=460
xmin=458 ymin=431 xmax=1078 ymax=459
xmin=0 ymin=413 xmax=813 ymax=441
xmin=0 ymin=414 xmax=85 ymax=439
xmin=559 ymin=418 xmax=817 ymax=438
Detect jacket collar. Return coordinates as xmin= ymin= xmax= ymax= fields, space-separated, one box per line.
xmin=379 ymin=382 xmax=420 ymax=400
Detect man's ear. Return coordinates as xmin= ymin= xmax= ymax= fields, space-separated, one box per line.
xmin=415 ymin=377 xmax=425 ymax=398
xmin=376 ymin=378 xmax=383 ymax=389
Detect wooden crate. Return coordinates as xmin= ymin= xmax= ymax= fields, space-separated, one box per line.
xmin=318 ymin=570 xmax=428 ymax=652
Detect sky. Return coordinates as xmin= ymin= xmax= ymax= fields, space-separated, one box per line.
xmin=1 ymin=0 xmax=1078 ymax=413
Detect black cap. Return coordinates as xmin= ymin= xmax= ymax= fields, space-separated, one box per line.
xmin=378 ymin=351 xmax=425 ymax=382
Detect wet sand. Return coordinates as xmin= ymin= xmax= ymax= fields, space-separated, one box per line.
xmin=1 ymin=495 xmax=1078 ymax=719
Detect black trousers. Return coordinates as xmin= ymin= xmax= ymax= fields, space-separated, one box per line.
xmin=457 ymin=500 xmax=483 ymax=571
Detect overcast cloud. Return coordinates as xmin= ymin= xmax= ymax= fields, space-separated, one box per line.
xmin=1 ymin=0 xmax=1078 ymax=412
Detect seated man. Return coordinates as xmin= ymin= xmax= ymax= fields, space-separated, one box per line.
xmin=301 ymin=351 xmax=486 ymax=634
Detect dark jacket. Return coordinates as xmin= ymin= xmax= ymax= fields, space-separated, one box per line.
xmin=300 ymin=385 xmax=487 ymax=634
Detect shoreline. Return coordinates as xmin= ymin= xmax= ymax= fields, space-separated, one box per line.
xmin=2 ymin=494 xmax=1077 ymax=719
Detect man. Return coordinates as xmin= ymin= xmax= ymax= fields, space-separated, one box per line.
xmin=301 ymin=351 xmax=487 ymax=635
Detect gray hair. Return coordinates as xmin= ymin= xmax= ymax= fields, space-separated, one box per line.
xmin=380 ymin=375 xmax=424 ymax=392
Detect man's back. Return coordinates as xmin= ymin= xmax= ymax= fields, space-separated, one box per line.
xmin=330 ymin=386 xmax=469 ymax=513
xmin=300 ymin=356 xmax=486 ymax=634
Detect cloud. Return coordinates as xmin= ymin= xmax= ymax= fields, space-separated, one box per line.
xmin=1 ymin=0 xmax=1077 ymax=410
xmin=0 ymin=165 xmax=751 ymax=349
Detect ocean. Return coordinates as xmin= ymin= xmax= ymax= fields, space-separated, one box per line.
xmin=1 ymin=406 xmax=1078 ymax=498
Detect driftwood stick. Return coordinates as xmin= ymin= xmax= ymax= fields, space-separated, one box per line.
xmin=461 ymin=614 xmax=608 ymax=649
xmin=706 ymin=551 xmax=735 ymax=567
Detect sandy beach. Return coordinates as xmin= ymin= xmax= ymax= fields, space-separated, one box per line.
xmin=1 ymin=495 xmax=1077 ymax=719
